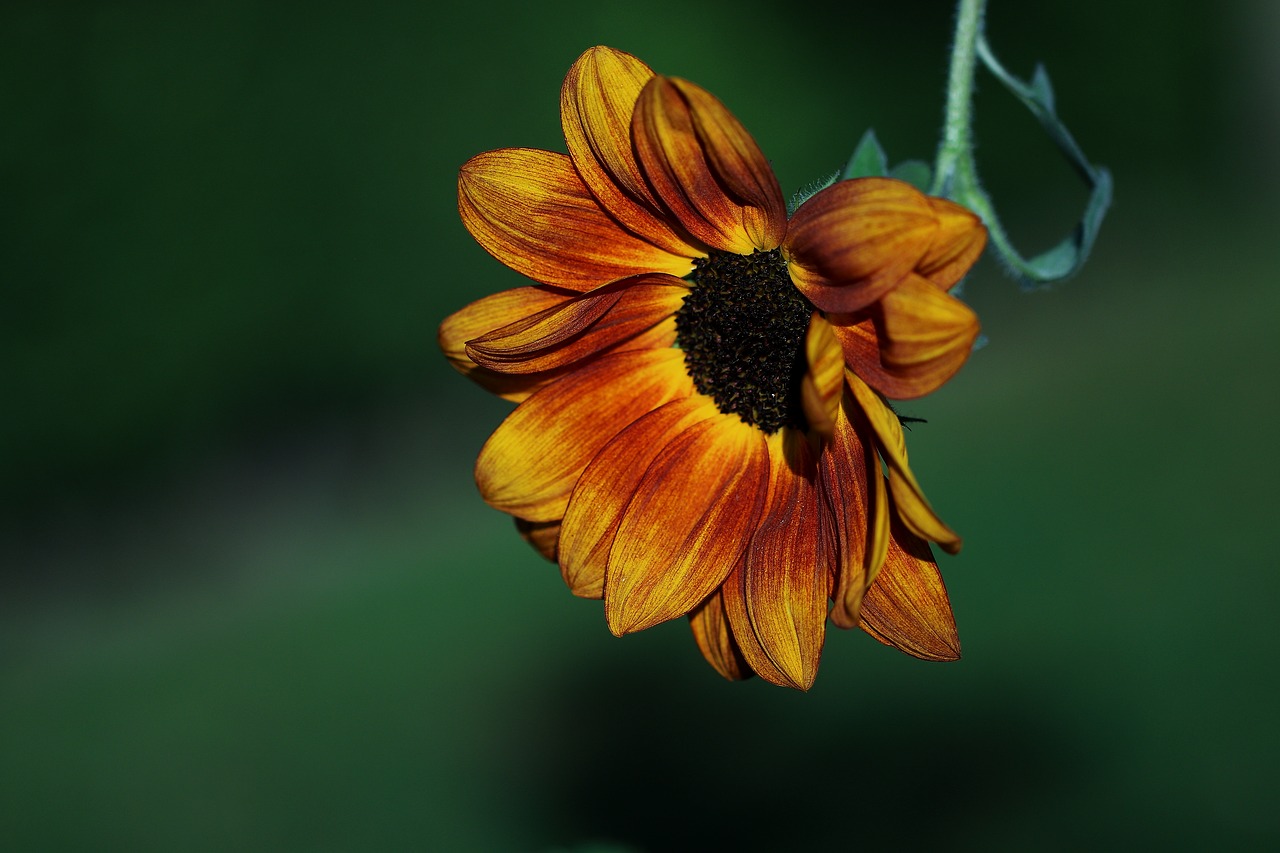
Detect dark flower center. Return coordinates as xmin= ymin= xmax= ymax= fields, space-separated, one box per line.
xmin=675 ymin=248 xmax=813 ymax=433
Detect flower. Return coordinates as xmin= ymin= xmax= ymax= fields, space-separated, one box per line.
xmin=440 ymin=46 xmax=987 ymax=689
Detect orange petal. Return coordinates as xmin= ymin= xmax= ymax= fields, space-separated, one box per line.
xmin=721 ymin=554 xmax=793 ymax=687
xmin=829 ymin=276 xmax=979 ymax=401
xmin=799 ymin=312 xmax=845 ymax=440
xmin=633 ymin=76 xmax=784 ymax=254
xmin=467 ymin=274 xmax=687 ymax=375
xmin=458 ymin=148 xmax=692 ymax=290
xmin=742 ymin=431 xmax=830 ymax=690
xmin=829 ymin=312 xmax=890 ymax=398
xmin=688 ymin=589 xmax=753 ymax=681
xmin=917 ymin=196 xmax=988 ymax=289
xmin=558 ymin=395 xmax=718 ymax=599
xmin=604 ymin=412 xmax=770 ymax=635
xmin=846 ymin=371 xmax=962 ymax=555
xmin=784 ymin=178 xmax=938 ymax=314
xmin=438 ymin=286 xmax=575 ymax=402
xmin=514 ymin=517 xmax=560 ymax=562
xmin=669 ymin=78 xmax=787 ymax=250
xmin=821 ymin=395 xmax=890 ymax=630
xmin=475 ymin=348 xmax=693 ymax=523
xmin=859 ymin=517 xmax=961 ymax=661
xmin=874 ymin=273 xmax=981 ymax=399
xmin=611 ymin=313 xmax=680 ymax=356
xmin=560 ymin=46 xmax=698 ymax=258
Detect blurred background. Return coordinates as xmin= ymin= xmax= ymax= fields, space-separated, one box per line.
xmin=3 ymin=0 xmax=1277 ymax=849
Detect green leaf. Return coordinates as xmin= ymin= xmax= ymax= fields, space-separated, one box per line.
xmin=973 ymin=34 xmax=1112 ymax=288
xmin=842 ymin=129 xmax=888 ymax=179
xmin=889 ymin=159 xmax=932 ymax=192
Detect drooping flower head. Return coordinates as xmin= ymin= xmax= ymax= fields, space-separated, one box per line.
xmin=440 ymin=46 xmax=987 ymax=689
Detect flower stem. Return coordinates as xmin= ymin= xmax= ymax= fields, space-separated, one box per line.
xmin=929 ymin=0 xmax=1023 ymax=279
xmin=928 ymin=0 xmax=1111 ymax=287
xmin=931 ymin=0 xmax=986 ymax=196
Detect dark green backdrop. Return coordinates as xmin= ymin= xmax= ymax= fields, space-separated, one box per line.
xmin=4 ymin=1 xmax=1278 ymax=849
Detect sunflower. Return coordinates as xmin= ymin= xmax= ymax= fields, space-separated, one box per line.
xmin=440 ymin=46 xmax=987 ymax=690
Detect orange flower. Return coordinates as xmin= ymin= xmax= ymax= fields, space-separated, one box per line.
xmin=440 ymin=46 xmax=987 ymax=689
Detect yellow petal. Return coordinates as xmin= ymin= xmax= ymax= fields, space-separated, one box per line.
xmin=438 ymin=286 xmax=575 ymax=402
xmin=865 ymin=449 xmax=891 ymax=588
xmin=458 ymin=148 xmax=692 ymax=290
xmin=799 ymin=312 xmax=845 ymax=440
xmin=604 ymin=413 xmax=770 ymax=635
xmin=721 ymin=554 xmax=793 ymax=687
xmin=514 ymin=518 xmax=560 ymax=562
xmin=467 ymin=274 xmax=687 ymax=374
xmin=475 ymin=348 xmax=693 ymax=522
xmin=742 ymin=430 xmax=829 ymax=690
xmin=688 ymin=589 xmax=753 ymax=681
xmin=820 ymin=395 xmax=889 ymax=630
xmin=845 ymin=371 xmax=962 ymax=554
xmin=886 ymin=468 xmax=962 ymax=555
xmin=916 ymin=196 xmax=988 ymax=289
xmin=559 ymin=396 xmax=717 ymax=599
xmin=560 ymin=46 xmax=698 ymax=258
xmin=874 ymin=273 xmax=981 ymax=399
xmin=633 ymin=76 xmax=784 ymax=254
xmin=859 ymin=518 xmax=961 ymax=661
xmin=784 ymin=178 xmax=938 ymax=314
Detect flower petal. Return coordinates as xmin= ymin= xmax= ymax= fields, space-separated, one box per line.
xmin=688 ymin=589 xmax=753 ymax=681
xmin=515 ymin=517 xmax=560 ymax=562
xmin=865 ymin=459 xmax=891 ymax=587
xmin=558 ymin=395 xmax=718 ymax=599
xmin=668 ymin=78 xmax=787 ymax=250
xmin=799 ymin=312 xmax=845 ymax=440
xmin=917 ymin=196 xmax=988 ymax=289
xmin=859 ymin=517 xmax=961 ymax=661
xmin=721 ymin=555 xmax=792 ymax=687
xmin=874 ymin=272 xmax=981 ymax=398
xmin=439 ymin=286 xmax=575 ymax=401
xmin=886 ymin=468 xmax=961 ymax=555
xmin=829 ymin=277 xmax=979 ymax=400
xmin=784 ymin=178 xmax=938 ymax=314
xmin=475 ymin=348 xmax=694 ymax=523
xmin=846 ymin=372 xmax=962 ymax=554
xmin=827 ymin=312 xmax=880 ymax=389
xmin=467 ymin=274 xmax=687 ymax=374
xmin=560 ymin=46 xmax=698 ymax=258
xmin=742 ymin=431 xmax=830 ymax=691
xmin=821 ymin=395 xmax=890 ymax=630
xmin=459 ymin=148 xmax=692 ymax=290
xmin=604 ymin=412 xmax=770 ymax=635
xmin=633 ymin=76 xmax=784 ymax=253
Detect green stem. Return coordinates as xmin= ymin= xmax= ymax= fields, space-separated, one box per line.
xmin=931 ymin=0 xmax=1033 ymax=277
xmin=928 ymin=0 xmax=1111 ymax=286
xmin=931 ymin=0 xmax=986 ymax=196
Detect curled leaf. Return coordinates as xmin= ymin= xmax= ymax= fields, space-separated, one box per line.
xmin=970 ymin=34 xmax=1112 ymax=288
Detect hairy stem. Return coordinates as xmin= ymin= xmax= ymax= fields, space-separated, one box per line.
xmin=931 ymin=0 xmax=987 ymax=196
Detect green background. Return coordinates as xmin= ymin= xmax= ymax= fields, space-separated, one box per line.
xmin=4 ymin=1 xmax=1277 ymax=849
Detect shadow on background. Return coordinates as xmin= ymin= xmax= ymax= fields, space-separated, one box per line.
xmin=515 ymin=661 xmax=1085 ymax=851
